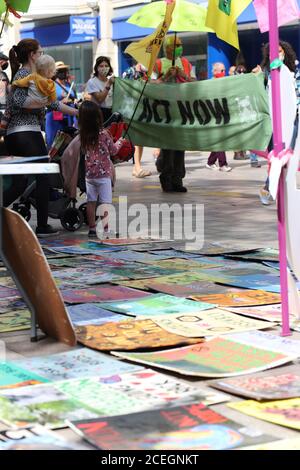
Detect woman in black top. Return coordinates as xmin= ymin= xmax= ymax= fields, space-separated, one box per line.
xmin=5 ymin=38 xmax=77 ymax=237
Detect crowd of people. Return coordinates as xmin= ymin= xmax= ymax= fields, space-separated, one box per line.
xmin=0 ymin=35 xmax=299 ymax=238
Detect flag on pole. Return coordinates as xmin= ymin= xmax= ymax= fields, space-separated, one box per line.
xmin=125 ymin=0 xmax=176 ymax=77
xmin=206 ymin=0 xmax=252 ymax=50
xmin=253 ymin=0 xmax=300 ymax=33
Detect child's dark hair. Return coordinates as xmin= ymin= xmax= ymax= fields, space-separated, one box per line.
xmin=78 ymin=100 xmax=103 ymax=153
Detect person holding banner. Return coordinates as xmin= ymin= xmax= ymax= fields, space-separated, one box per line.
xmin=153 ymin=35 xmax=195 ymax=192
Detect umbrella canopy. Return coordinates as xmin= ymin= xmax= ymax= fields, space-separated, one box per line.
xmin=127 ymin=0 xmax=212 ymax=32
xmin=0 ymin=0 xmax=31 ymax=14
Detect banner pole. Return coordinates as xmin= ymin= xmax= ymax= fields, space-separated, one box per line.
xmin=268 ymin=0 xmax=291 ymax=336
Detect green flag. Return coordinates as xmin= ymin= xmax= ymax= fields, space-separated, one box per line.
xmin=113 ymin=74 xmax=272 ymax=151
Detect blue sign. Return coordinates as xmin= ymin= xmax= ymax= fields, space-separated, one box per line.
xmin=70 ymin=16 xmax=98 ymax=40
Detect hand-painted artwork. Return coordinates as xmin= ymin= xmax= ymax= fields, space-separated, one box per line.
xmin=153 ymin=309 xmax=274 ymax=337
xmin=16 ymin=348 xmax=142 ymax=381
xmin=0 ymin=384 xmax=99 ymax=429
xmin=211 ymin=365 xmax=300 ymax=400
xmin=0 ymin=286 xmax=20 ymax=299
xmin=225 ymin=248 xmax=279 ymax=262
xmin=97 ymin=369 xmax=229 ymax=406
xmin=0 ymin=277 xmax=16 ymax=288
xmin=228 ymin=398 xmax=300 ymax=430
xmin=113 ymin=337 xmax=295 ymax=377
xmin=0 ymin=363 xmax=49 ymax=390
xmin=113 ymin=279 xmax=151 ymax=291
xmin=144 ymin=279 xmax=234 ymax=297
xmin=49 ymin=242 xmax=122 ymax=256
xmin=49 ymin=255 xmax=126 ymax=269
xmin=67 ymin=303 xmax=127 ymax=326
xmin=105 ymin=265 xmax=177 ymax=280
xmin=223 ymin=304 xmax=295 ymax=322
xmin=143 ymin=258 xmax=221 ymax=270
xmin=52 ymin=268 xmax=125 ymax=285
xmin=224 ymin=331 xmax=300 ymax=358
xmin=214 ymin=275 xmax=281 ymax=293
xmin=0 ymin=310 xmax=30 ymax=333
xmin=175 ymin=243 xmax=260 ymax=256
xmin=190 ymin=290 xmax=281 ymax=307
xmin=100 ymin=294 xmax=214 ymax=316
xmin=75 ymin=319 xmax=201 ymax=351
xmin=102 ymin=238 xmax=150 ymax=246
xmin=61 ymin=284 xmax=151 ymax=304
xmin=0 ymin=298 xmax=27 ymax=314
xmin=70 ymin=402 xmax=276 ymax=450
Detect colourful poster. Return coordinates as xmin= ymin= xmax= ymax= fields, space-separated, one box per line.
xmin=62 ymin=284 xmax=151 ymax=304
xmin=70 ymin=402 xmax=276 ymax=450
xmin=75 ymin=319 xmax=201 ymax=351
xmin=223 ymin=304 xmax=296 ymax=322
xmin=100 ymin=293 xmax=214 ymax=316
xmin=191 ymin=290 xmax=281 ymax=307
xmin=224 ymin=331 xmax=300 ymax=357
xmin=0 ymin=363 xmax=49 ymax=389
xmin=67 ymin=303 xmax=126 ymax=326
xmin=114 ymin=337 xmax=295 ymax=377
xmin=0 ymin=298 xmax=26 ymax=314
xmin=225 ymin=248 xmax=279 ymax=262
xmin=153 ymin=309 xmax=274 ymax=337
xmin=211 ymin=365 xmax=300 ymax=400
xmin=16 ymin=348 xmax=142 ymax=381
xmin=228 ymin=398 xmax=300 ymax=430
xmin=0 ymin=310 xmax=30 ymax=333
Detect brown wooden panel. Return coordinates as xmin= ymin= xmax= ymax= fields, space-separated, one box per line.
xmin=2 ymin=208 xmax=76 ymax=346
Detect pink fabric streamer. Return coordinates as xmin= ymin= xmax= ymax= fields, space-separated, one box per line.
xmin=253 ymin=0 xmax=300 ymax=33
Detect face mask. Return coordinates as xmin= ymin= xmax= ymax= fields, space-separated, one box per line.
xmin=214 ymin=71 xmax=226 ymax=78
xmin=99 ymin=66 xmax=110 ymax=76
xmin=56 ymin=71 xmax=67 ymax=80
xmin=174 ymin=46 xmax=183 ymax=58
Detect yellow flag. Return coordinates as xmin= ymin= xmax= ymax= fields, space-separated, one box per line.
xmin=206 ymin=0 xmax=252 ymax=50
xmin=125 ymin=0 xmax=176 ymax=77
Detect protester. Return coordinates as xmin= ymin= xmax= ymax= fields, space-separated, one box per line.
xmin=123 ymin=62 xmax=151 ymax=178
xmin=153 ymin=35 xmax=195 ymax=192
xmin=5 ymin=39 xmax=78 ymax=237
xmin=85 ymin=56 xmax=114 ymax=123
xmin=253 ymin=41 xmax=300 ymax=205
xmin=45 ymin=60 xmax=77 ymax=148
xmin=206 ymin=62 xmax=232 ymax=172
xmin=78 ymin=100 xmax=124 ymax=238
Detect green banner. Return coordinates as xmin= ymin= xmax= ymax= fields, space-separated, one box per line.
xmin=113 ymin=74 xmax=272 ymax=151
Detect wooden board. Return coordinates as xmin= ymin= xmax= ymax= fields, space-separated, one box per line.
xmin=1 ymin=208 xmax=76 ymax=346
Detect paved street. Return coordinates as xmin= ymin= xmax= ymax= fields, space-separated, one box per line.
xmin=1 ymin=148 xmax=299 ymax=448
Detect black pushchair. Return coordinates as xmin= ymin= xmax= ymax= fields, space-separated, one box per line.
xmin=4 ymin=127 xmax=85 ymax=232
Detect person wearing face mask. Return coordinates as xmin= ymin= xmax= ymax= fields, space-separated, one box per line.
xmin=45 ymin=61 xmax=77 ymax=148
xmin=85 ymin=56 xmax=114 ymax=122
xmin=206 ymin=63 xmax=232 ymax=172
xmin=153 ymin=35 xmax=195 ymax=193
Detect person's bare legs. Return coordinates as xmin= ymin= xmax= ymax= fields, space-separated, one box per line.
xmin=87 ymin=201 xmax=97 ymax=235
xmin=132 ymin=145 xmax=151 ymax=178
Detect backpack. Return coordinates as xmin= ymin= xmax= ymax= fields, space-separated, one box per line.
xmin=107 ymin=122 xmax=135 ymax=164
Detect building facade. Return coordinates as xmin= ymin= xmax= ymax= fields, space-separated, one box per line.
xmin=16 ymin=0 xmax=300 ymax=92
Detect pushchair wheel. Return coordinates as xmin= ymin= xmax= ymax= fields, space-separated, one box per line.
xmin=60 ymin=207 xmax=84 ymax=232
xmin=12 ymin=203 xmax=31 ymax=222
xmin=78 ymin=202 xmax=99 ymax=225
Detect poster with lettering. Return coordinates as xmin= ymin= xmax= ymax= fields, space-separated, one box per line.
xmin=210 ymin=365 xmax=300 ymax=400
xmin=0 ymin=363 xmax=49 ymax=390
xmin=191 ymin=290 xmax=281 ymax=307
xmin=228 ymin=398 xmax=300 ymax=430
xmin=113 ymin=337 xmax=295 ymax=377
xmin=75 ymin=319 xmax=201 ymax=351
xmin=152 ymin=309 xmax=274 ymax=337
xmin=16 ymin=348 xmax=142 ymax=381
xmin=70 ymin=402 xmax=277 ymax=450
xmin=100 ymin=293 xmax=214 ymax=316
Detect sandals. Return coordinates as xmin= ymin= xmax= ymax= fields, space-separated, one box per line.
xmin=132 ymin=168 xmax=152 ymax=178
